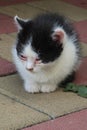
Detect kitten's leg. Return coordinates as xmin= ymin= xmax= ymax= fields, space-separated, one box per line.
xmin=24 ymin=80 xmax=40 ymax=93
xmin=41 ymin=83 xmax=57 ymax=93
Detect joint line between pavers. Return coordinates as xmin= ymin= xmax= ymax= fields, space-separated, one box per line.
xmin=25 ymin=3 xmax=50 ymax=13
xmin=0 ymin=91 xmax=53 ymax=119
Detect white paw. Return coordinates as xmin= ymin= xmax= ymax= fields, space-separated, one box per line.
xmin=41 ymin=84 xmax=57 ymax=93
xmin=24 ymin=82 xmax=40 ymax=93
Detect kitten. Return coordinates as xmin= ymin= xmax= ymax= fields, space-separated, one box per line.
xmin=12 ymin=13 xmax=81 ymax=93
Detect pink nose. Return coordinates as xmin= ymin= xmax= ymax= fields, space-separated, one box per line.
xmin=26 ymin=68 xmax=33 ymax=71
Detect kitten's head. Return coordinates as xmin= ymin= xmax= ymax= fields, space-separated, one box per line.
xmin=14 ymin=14 xmax=65 ymax=72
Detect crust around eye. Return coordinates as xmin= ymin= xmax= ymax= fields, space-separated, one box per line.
xmin=20 ymin=55 xmax=27 ymax=61
xmin=36 ymin=58 xmax=40 ymax=61
xmin=35 ymin=58 xmax=42 ymax=64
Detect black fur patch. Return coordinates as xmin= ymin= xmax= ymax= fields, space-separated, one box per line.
xmin=16 ymin=21 xmax=33 ymax=55
xmin=16 ymin=13 xmax=79 ymax=63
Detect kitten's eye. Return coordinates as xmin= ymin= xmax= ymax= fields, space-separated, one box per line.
xmin=35 ymin=58 xmax=41 ymax=64
xmin=20 ymin=55 xmax=27 ymax=61
xmin=36 ymin=58 xmax=40 ymax=61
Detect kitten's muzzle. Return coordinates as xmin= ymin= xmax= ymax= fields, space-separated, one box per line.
xmin=25 ymin=59 xmax=35 ymax=72
xmin=26 ymin=67 xmax=34 ymax=71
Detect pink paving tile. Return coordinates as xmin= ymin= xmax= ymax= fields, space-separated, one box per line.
xmin=0 ymin=57 xmax=16 ymax=77
xmin=74 ymin=20 xmax=87 ymax=44
xmin=0 ymin=13 xmax=17 ymax=34
xmin=74 ymin=57 xmax=87 ymax=85
xmin=23 ymin=109 xmax=87 ymax=130
xmin=0 ymin=0 xmax=39 ymax=6
xmin=63 ymin=0 xmax=87 ymax=9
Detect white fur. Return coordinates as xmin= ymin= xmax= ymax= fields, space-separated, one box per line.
xmin=12 ymin=29 xmax=79 ymax=93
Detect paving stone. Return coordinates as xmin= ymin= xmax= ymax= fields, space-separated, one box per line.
xmin=74 ymin=20 xmax=87 ymax=43
xmin=0 ymin=34 xmax=15 ymax=61
xmin=0 ymin=0 xmax=37 ymax=6
xmin=0 ymin=4 xmax=46 ymax=19
xmin=23 ymin=109 xmax=87 ymax=130
xmin=81 ymin=42 xmax=87 ymax=57
xmin=63 ymin=0 xmax=87 ymax=9
xmin=0 ymin=13 xmax=17 ymax=34
xmin=28 ymin=0 xmax=87 ymax=21
xmin=0 ymin=57 xmax=16 ymax=76
xmin=74 ymin=58 xmax=87 ymax=85
xmin=0 ymin=94 xmax=49 ymax=130
xmin=0 ymin=69 xmax=87 ymax=118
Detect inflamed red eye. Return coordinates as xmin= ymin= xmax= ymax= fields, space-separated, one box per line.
xmin=20 ymin=55 xmax=27 ymax=61
xmin=35 ymin=58 xmax=41 ymax=64
xmin=36 ymin=58 xmax=40 ymax=61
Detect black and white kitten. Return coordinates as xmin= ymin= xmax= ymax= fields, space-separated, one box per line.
xmin=12 ymin=13 xmax=81 ymax=93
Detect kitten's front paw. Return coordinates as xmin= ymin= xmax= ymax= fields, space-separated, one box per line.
xmin=41 ymin=84 xmax=57 ymax=93
xmin=24 ymin=82 xmax=40 ymax=93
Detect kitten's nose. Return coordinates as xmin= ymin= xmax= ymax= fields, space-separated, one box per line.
xmin=26 ymin=59 xmax=35 ymax=71
xmin=26 ymin=67 xmax=33 ymax=71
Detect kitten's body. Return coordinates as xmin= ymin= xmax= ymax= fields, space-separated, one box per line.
xmin=12 ymin=13 xmax=81 ymax=93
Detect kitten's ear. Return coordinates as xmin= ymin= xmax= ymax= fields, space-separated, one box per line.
xmin=14 ymin=15 xmax=25 ymax=30
xmin=14 ymin=15 xmax=32 ymax=30
xmin=52 ymin=28 xmax=65 ymax=43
